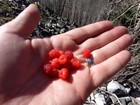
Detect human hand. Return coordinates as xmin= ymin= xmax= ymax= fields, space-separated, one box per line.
xmin=0 ymin=4 xmax=132 ymax=105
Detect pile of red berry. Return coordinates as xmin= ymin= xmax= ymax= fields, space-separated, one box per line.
xmin=43 ymin=49 xmax=81 ymax=80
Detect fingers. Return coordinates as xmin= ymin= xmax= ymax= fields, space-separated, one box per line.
xmin=92 ymin=34 xmax=133 ymax=64
xmin=2 ymin=4 xmax=40 ymax=38
xmin=91 ymin=50 xmax=131 ymax=89
xmin=80 ymin=26 xmax=128 ymax=50
xmin=64 ymin=21 xmax=114 ymax=44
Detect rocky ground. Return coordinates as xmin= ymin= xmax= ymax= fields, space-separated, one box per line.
xmin=0 ymin=0 xmax=77 ymax=38
xmin=0 ymin=0 xmax=140 ymax=105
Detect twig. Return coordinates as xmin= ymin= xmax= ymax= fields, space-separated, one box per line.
xmin=98 ymin=88 xmax=123 ymax=105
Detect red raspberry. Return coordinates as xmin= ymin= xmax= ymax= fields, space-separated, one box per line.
xmin=44 ymin=64 xmax=53 ymax=75
xmin=61 ymin=61 xmax=72 ymax=71
xmin=59 ymin=50 xmax=64 ymax=55
xmin=50 ymin=68 xmax=59 ymax=77
xmin=59 ymin=68 xmax=69 ymax=79
xmin=49 ymin=49 xmax=61 ymax=58
xmin=58 ymin=54 xmax=68 ymax=64
xmin=65 ymin=51 xmax=73 ymax=59
xmin=71 ymin=57 xmax=81 ymax=69
xmin=44 ymin=64 xmax=58 ymax=77
xmin=83 ymin=49 xmax=92 ymax=58
xmin=44 ymin=49 xmax=82 ymax=80
xmin=51 ymin=58 xmax=60 ymax=68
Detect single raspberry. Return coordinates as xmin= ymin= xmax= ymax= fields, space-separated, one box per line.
xmin=44 ymin=64 xmax=58 ymax=77
xmin=50 ymin=68 xmax=59 ymax=77
xmin=44 ymin=64 xmax=53 ymax=75
xmin=71 ymin=57 xmax=81 ymax=69
xmin=51 ymin=58 xmax=60 ymax=68
xmin=83 ymin=49 xmax=92 ymax=58
xmin=58 ymin=54 xmax=68 ymax=64
xmin=65 ymin=51 xmax=73 ymax=59
xmin=59 ymin=68 xmax=69 ymax=79
xmin=49 ymin=49 xmax=61 ymax=58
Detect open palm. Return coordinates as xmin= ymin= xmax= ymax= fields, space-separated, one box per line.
xmin=0 ymin=4 xmax=132 ymax=105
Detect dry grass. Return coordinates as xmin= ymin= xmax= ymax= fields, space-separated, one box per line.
xmin=102 ymin=0 xmax=140 ymax=88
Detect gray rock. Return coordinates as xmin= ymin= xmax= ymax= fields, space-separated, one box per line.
xmin=107 ymin=80 xmax=129 ymax=96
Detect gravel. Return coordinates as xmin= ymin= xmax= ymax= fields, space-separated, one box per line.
xmin=0 ymin=0 xmax=77 ymax=39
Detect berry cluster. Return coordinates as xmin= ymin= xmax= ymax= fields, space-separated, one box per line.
xmin=44 ymin=49 xmax=81 ymax=80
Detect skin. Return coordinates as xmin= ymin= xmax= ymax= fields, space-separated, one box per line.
xmin=0 ymin=4 xmax=132 ymax=105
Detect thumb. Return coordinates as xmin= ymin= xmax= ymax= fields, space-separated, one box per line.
xmin=2 ymin=4 xmax=40 ymax=38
